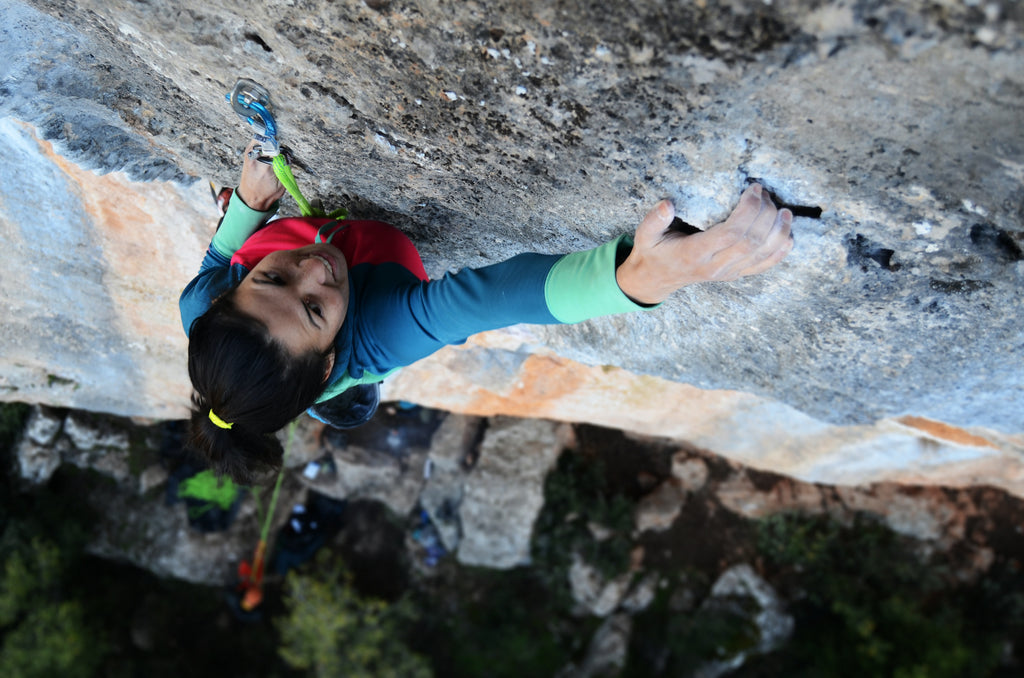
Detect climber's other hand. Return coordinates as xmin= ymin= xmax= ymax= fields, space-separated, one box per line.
xmin=615 ymin=184 xmax=794 ymax=304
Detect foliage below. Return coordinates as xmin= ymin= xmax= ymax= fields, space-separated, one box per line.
xmin=4 ymin=408 xmax=1024 ymax=678
xmin=532 ymin=451 xmax=635 ymax=601
xmin=413 ymin=450 xmax=637 ymax=677
xmin=0 ymin=402 xmax=30 ymax=454
xmin=0 ymin=528 xmax=106 ymax=678
xmin=746 ymin=512 xmax=1008 ymax=678
xmin=277 ymin=552 xmax=431 ymax=678
xmin=625 ymin=570 xmax=762 ymax=677
xmin=414 ymin=566 xmax=595 ymax=678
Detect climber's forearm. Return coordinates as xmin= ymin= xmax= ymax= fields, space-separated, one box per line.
xmin=209 ymin=192 xmax=277 ymax=259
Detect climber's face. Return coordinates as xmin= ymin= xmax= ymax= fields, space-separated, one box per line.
xmin=233 ymin=243 xmax=349 ymax=360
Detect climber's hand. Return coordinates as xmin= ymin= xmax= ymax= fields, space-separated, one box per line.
xmin=236 ymin=140 xmax=285 ymax=212
xmin=615 ymin=183 xmax=794 ymax=304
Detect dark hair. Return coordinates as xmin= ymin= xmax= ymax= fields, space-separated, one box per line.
xmin=186 ymin=293 xmax=331 ymax=485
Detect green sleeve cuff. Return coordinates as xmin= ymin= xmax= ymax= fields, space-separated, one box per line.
xmin=544 ymin=234 xmax=662 ymax=324
xmin=315 ymin=368 xmax=397 ymax=404
xmin=210 ymin=190 xmax=278 ymax=259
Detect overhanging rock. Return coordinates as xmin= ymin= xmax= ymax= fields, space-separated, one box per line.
xmin=1 ymin=1 xmax=1021 ymax=470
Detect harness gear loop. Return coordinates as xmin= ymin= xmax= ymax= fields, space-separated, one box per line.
xmin=209 ymin=409 xmax=233 ymax=429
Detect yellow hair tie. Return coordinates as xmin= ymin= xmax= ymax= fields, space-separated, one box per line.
xmin=208 ymin=409 xmax=233 ymax=430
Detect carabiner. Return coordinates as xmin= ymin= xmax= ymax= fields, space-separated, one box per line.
xmin=227 ymin=78 xmax=281 ymax=159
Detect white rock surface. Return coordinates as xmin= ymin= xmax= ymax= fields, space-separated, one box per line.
xmin=457 ymin=417 xmax=566 ymax=568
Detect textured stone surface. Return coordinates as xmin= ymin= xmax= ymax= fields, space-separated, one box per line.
xmin=63 ymin=410 xmax=130 ymax=451
xmin=1 ymin=0 xmax=1023 ymax=493
xmin=84 ymin=476 xmax=308 ymax=584
xmin=300 ymin=423 xmax=429 ymax=516
xmin=715 ymin=469 xmax=999 ymax=550
xmin=672 ymin=454 xmax=710 ymax=491
xmin=418 ymin=414 xmax=484 ymax=551
xmin=634 ymin=479 xmax=689 ymax=533
xmin=573 ymin=613 xmax=633 ymax=678
xmin=697 ymin=563 xmax=794 ymax=678
xmin=0 ymin=117 xmax=213 ymax=418
xmin=386 ymin=340 xmax=1024 ymax=496
xmin=16 ymin=406 xmax=1016 ymax=585
xmin=23 ymin=405 xmax=63 ymax=446
xmin=619 ymin=572 xmax=659 ymax=615
xmin=456 ymin=416 xmax=565 ymax=567
xmin=568 ymin=552 xmax=636 ymax=618
xmin=15 ymin=435 xmax=66 ymax=485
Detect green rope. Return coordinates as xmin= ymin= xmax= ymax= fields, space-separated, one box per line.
xmin=258 ymin=419 xmax=298 ymax=547
xmin=271 ymin=154 xmax=347 ymax=220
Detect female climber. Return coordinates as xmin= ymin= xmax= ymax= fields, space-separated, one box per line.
xmin=180 ymin=143 xmax=793 ymax=484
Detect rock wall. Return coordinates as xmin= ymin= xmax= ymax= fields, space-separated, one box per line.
xmin=1 ymin=1 xmax=1022 ymax=490
xmin=0 ymin=117 xmax=214 ymax=417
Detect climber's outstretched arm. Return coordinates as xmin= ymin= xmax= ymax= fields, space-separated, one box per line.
xmin=616 ymin=183 xmax=794 ymax=304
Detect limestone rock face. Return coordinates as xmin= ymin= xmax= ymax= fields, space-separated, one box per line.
xmin=574 ymin=613 xmax=633 ymax=678
xmin=303 ymin=433 xmax=428 ymax=517
xmin=697 ymin=564 xmax=794 ymax=678
xmin=568 ymin=553 xmax=637 ymax=618
xmin=456 ymin=416 xmax=566 ymax=567
xmin=1 ymin=1 xmax=1022 ymax=490
xmin=418 ymin=413 xmax=485 ymax=551
xmin=14 ymin=406 xmax=1014 ymax=586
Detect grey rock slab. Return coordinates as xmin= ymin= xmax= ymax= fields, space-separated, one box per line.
xmin=456 ymin=417 xmax=566 ymax=568
xmin=567 ymin=552 xmax=634 ymax=618
xmin=301 ymin=444 xmax=427 ymax=517
xmin=24 ymin=405 xmax=63 ymax=446
xmin=15 ymin=435 xmax=67 ymax=485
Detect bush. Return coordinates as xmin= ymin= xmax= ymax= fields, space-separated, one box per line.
xmin=277 ymin=552 xmax=431 ymax=678
xmin=419 ymin=566 xmax=588 ymax=678
xmin=0 ymin=528 xmax=106 ymax=678
xmin=625 ymin=568 xmax=762 ymax=677
xmin=532 ymin=451 xmax=634 ymax=602
xmin=752 ymin=513 xmax=1004 ymax=678
xmin=0 ymin=402 xmax=29 ymax=454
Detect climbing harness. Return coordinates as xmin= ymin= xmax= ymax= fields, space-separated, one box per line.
xmin=226 ymin=78 xmax=347 ymax=220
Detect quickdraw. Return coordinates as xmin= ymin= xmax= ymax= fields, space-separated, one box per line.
xmin=227 ymin=78 xmax=279 ymax=158
xmin=226 ymin=78 xmax=346 ymax=220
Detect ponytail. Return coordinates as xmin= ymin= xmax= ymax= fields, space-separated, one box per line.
xmin=186 ymin=293 xmax=331 ymax=484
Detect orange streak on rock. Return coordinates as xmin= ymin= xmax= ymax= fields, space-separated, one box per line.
xmin=453 ymin=354 xmax=590 ymax=418
xmin=12 ymin=121 xmax=215 ymax=417
xmin=897 ymin=416 xmax=998 ymax=449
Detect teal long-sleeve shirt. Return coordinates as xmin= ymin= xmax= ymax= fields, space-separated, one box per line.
xmin=179 ymin=194 xmax=657 ymax=404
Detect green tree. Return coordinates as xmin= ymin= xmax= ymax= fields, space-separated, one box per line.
xmin=277 ymin=553 xmax=431 ymax=678
xmin=0 ymin=529 xmax=106 ymax=678
xmin=0 ymin=402 xmax=29 ymax=455
xmin=532 ymin=451 xmax=634 ymax=599
xmin=752 ymin=513 xmax=1003 ymax=678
